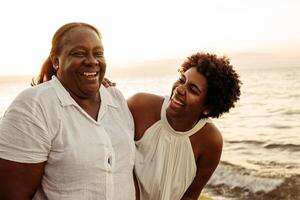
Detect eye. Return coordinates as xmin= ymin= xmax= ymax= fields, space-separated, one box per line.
xmin=94 ymin=51 xmax=104 ymax=58
xmin=188 ymin=85 xmax=200 ymax=95
xmin=70 ymin=50 xmax=86 ymax=57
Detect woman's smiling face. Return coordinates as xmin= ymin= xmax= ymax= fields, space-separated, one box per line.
xmin=167 ymin=67 xmax=209 ymax=122
xmin=54 ymin=26 xmax=106 ymax=98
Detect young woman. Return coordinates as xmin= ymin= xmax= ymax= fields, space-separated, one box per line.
xmin=129 ymin=52 xmax=241 ymax=200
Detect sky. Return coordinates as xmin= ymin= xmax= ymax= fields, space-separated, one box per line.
xmin=0 ymin=0 xmax=300 ymax=75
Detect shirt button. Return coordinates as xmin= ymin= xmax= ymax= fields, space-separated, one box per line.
xmin=108 ymin=156 xmax=112 ymax=166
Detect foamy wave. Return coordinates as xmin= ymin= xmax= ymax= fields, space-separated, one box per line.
xmin=205 ymin=174 xmax=300 ymax=200
xmin=207 ymin=162 xmax=284 ymax=193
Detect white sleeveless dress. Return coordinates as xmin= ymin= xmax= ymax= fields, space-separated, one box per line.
xmin=134 ymin=97 xmax=211 ymax=200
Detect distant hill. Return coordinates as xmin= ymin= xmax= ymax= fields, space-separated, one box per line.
xmin=230 ymin=52 xmax=300 ymax=69
xmin=107 ymin=52 xmax=300 ymax=79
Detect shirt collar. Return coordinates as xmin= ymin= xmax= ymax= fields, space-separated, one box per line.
xmin=99 ymin=85 xmax=119 ymax=108
xmin=50 ymin=75 xmax=119 ymax=108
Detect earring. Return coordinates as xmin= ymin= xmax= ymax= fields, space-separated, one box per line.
xmin=203 ymin=111 xmax=209 ymax=115
xmin=54 ymin=65 xmax=59 ymax=70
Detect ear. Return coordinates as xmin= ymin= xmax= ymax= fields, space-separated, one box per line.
xmin=50 ymin=55 xmax=59 ymax=70
xmin=202 ymin=106 xmax=211 ymax=116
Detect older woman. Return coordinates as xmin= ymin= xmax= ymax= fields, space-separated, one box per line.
xmin=129 ymin=52 xmax=241 ymax=200
xmin=0 ymin=22 xmax=135 ymax=199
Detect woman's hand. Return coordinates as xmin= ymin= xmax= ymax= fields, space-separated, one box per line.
xmin=102 ymin=77 xmax=116 ymax=88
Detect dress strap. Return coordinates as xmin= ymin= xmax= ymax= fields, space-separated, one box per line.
xmin=160 ymin=96 xmax=170 ymax=119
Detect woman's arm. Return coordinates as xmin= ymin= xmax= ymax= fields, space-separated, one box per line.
xmin=127 ymin=93 xmax=163 ymax=141
xmin=181 ymin=124 xmax=223 ymax=200
xmin=0 ymin=158 xmax=45 ymax=200
xmin=0 ymin=88 xmax=53 ymax=199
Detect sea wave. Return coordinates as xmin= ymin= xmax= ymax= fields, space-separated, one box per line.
xmin=226 ymin=139 xmax=300 ymax=152
xmin=282 ymin=109 xmax=300 ymax=115
xmin=226 ymin=139 xmax=264 ymax=146
xmin=204 ymin=161 xmax=300 ymax=200
xmin=263 ymin=143 xmax=300 ymax=151
xmin=270 ymin=124 xmax=293 ymax=129
xmin=207 ymin=161 xmax=284 ymax=193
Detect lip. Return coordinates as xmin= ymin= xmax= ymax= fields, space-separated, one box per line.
xmin=79 ymin=71 xmax=100 ymax=76
xmin=171 ymin=97 xmax=184 ymax=106
xmin=170 ymin=91 xmax=185 ymax=108
xmin=78 ymin=71 xmax=100 ymax=82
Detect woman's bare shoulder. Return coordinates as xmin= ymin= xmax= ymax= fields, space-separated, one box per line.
xmin=193 ymin=122 xmax=223 ymax=156
xmin=128 ymin=93 xmax=165 ymax=140
xmin=127 ymin=93 xmax=164 ymax=114
xmin=202 ymin=122 xmax=223 ymax=145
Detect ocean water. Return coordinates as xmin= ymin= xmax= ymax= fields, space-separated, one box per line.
xmin=1 ymin=66 xmax=300 ymax=199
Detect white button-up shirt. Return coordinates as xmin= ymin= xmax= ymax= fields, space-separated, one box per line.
xmin=0 ymin=76 xmax=136 ymax=200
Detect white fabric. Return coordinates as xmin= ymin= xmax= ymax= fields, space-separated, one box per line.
xmin=0 ymin=76 xmax=135 ymax=200
xmin=134 ymin=97 xmax=211 ymax=200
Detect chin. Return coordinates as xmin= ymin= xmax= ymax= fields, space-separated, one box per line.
xmin=85 ymin=84 xmax=100 ymax=94
xmin=166 ymin=103 xmax=180 ymax=117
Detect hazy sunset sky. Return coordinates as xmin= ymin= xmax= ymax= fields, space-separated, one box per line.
xmin=0 ymin=0 xmax=299 ymax=75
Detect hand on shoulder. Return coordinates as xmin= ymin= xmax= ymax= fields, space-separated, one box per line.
xmin=102 ymin=77 xmax=116 ymax=88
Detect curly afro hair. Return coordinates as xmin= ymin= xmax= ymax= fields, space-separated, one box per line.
xmin=180 ymin=52 xmax=242 ymax=118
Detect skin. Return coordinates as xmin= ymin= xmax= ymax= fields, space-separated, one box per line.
xmin=128 ymin=67 xmax=223 ymax=200
xmin=0 ymin=27 xmax=105 ymax=199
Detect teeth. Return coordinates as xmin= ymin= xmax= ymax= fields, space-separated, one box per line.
xmin=83 ymin=72 xmax=97 ymax=76
xmin=172 ymin=98 xmax=184 ymax=106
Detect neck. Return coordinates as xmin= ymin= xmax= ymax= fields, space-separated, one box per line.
xmin=166 ymin=114 xmax=198 ymax=132
xmin=70 ymin=91 xmax=100 ymax=106
xmin=70 ymin=91 xmax=101 ymax=120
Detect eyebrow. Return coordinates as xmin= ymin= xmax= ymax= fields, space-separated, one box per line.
xmin=71 ymin=45 xmax=104 ymax=51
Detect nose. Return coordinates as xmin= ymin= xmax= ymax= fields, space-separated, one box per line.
xmin=176 ymin=83 xmax=186 ymax=95
xmin=84 ymin=54 xmax=99 ymax=66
